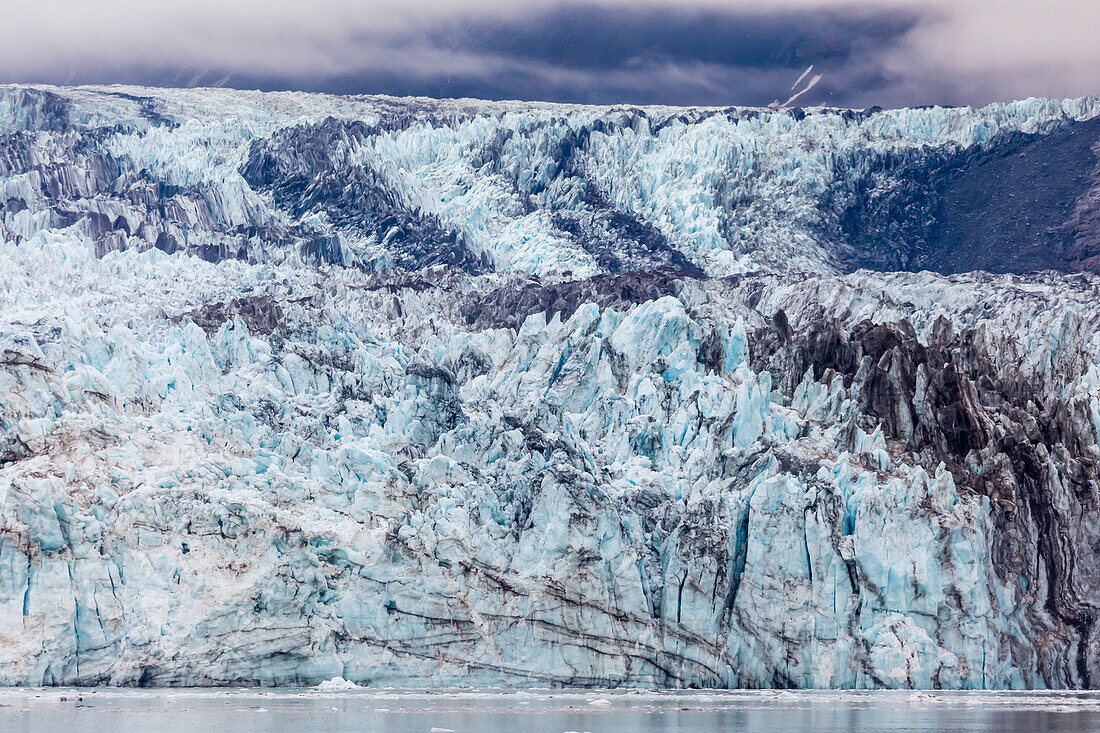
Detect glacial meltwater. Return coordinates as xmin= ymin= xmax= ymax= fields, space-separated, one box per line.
xmin=3 ymin=689 xmax=1100 ymax=732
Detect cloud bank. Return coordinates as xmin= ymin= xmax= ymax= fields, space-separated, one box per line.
xmin=1 ymin=0 xmax=1097 ymax=107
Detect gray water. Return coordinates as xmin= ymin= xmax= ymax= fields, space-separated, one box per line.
xmin=3 ymin=688 xmax=1100 ymax=732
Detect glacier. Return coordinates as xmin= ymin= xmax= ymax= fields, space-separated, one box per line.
xmin=1 ymin=85 xmax=1100 ymax=689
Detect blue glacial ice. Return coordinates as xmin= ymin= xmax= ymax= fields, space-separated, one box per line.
xmin=1 ymin=85 xmax=1100 ymax=688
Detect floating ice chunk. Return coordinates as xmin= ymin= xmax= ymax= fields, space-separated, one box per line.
xmin=315 ymin=676 xmax=361 ymax=691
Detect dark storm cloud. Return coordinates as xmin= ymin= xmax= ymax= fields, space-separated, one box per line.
xmin=431 ymin=5 xmax=920 ymax=73
xmin=386 ymin=3 xmax=928 ymax=106
xmin=1 ymin=1 xmax=1097 ymax=108
xmin=171 ymin=3 xmax=932 ymax=107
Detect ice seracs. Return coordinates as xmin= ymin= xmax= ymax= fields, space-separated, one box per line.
xmin=1 ymin=85 xmax=1100 ymax=689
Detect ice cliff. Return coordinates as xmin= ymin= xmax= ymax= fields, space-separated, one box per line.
xmin=2 ymin=85 xmax=1100 ymax=689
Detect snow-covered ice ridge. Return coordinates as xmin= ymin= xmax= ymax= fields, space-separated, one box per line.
xmin=2 ymin=85 xmax=1100 ymax=689
xmin=3 ymin=85 xmax=1100 ymax=278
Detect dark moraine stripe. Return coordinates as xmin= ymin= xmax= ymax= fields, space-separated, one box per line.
xmin=242 ymin=118 xmax=490 ymax=273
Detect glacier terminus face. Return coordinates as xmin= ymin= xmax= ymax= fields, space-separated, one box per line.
xmin=2 ymin=85 xmax=1100 ymax=689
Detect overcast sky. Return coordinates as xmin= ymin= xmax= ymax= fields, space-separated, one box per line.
xmin=2 ymin=0 xmax=1098 ymax=107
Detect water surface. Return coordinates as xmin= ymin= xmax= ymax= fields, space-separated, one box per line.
xmin=3 ymin=688 xmax=1100 ymax=732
